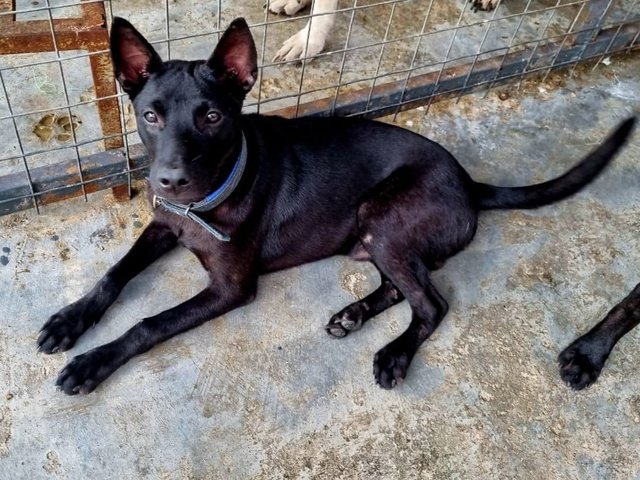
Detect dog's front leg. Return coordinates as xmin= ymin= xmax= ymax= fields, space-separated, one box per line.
xmin=55 ymin=278 xmax=257 ymax=395
xmin=37 ymin=221 xmax=178 ymax=354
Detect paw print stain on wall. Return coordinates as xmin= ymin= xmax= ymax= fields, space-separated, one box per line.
xmin=32 ymin=113 xmax=82 ymax=143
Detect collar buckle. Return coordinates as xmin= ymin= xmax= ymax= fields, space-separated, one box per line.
xmin=150 ymin=131 xmax=247 ymax=242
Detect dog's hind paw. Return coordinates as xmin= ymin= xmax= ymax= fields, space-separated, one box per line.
xmin=373 ymin=345 xmax=410 ymax=389
xmin=325 ymin=305 xmax=364 ymax=338
xmin=558 ymin=337 xmax=608 ymax=390
xmin=56 ymin=345 xmax=121 ymax=395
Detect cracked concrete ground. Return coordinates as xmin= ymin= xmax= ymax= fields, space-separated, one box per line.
xmin=1 ymin=33 xmax=640 ymax=480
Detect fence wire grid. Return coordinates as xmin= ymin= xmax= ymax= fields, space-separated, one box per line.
xmin=0 ymin=0 xmax=638 ymax=215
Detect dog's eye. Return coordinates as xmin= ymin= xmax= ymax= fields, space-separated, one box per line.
xmin=144 ymin=111 xmax=158 ymax=124
xmin=205 ymin=111 xmax=221 ymax=124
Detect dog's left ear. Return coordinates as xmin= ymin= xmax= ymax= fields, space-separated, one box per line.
xmin=207 ymin=18 xmax=258 ymax=98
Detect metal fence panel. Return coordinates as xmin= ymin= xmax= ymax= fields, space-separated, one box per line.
xmin=0 ymin=0 xmax=638 ymax=215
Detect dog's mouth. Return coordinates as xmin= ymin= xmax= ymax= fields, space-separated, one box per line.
xmin=149 ymin=182 xmax=209 ymax=205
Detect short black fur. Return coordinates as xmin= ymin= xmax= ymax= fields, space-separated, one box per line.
xmin=559 ymin=283 xmax=640 ymax=390
xmin=37 ymin=17 xmax=636 ymax=394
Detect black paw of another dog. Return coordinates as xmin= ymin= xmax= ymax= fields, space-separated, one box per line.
xmin=373 ymin=345 xmax=410 ymax=389
xmin=37 ymin=302 xmax=97 ymax=354
xmin=56 ymin=346 xmax=121 ymax=395
xmin=558 ymin=337 xmax=609 ymax=390
xmin=325 ymin=304 xmax=364 ymax=338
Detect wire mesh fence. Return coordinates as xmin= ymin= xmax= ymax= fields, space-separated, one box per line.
xmin=0 ymin=0 xmax=638 ymax=215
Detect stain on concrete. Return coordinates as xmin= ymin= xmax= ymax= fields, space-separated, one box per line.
xmin=89 ymin=226 xmax=115 ymax=250
xmin=43 ymin=450 xmax=63 ymax=475
xmin=626 ymin=393 xmax=640 ymax=417
xmin=58 ymin=246 xmax=71 ymax=261
xmin=340 ymin=271 xmax=369 ymax=299
xmin=0 ymin=407 xmax=10 ymax=457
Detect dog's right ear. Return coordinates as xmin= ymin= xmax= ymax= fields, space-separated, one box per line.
xmin=110 ymin=17 xmax=163 ymax=98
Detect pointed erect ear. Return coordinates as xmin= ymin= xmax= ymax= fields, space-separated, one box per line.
xmin=110 ymin=17 xmax=163 ymax=97
xmin=206 ymin=18 xmax=258 ymax=98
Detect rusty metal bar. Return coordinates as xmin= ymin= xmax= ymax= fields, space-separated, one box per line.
xmin=0 ymin=145 xmax=148 ymax=216
xmin=0 ymin=0 xmax=105 ymax=17
xmin=89 ymin=50 xmax=124 ymax=151
xmin=106 ymin=0 xmax=133 ymax=199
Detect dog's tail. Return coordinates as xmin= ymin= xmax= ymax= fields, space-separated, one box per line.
xmin=473 ymin=117 xmax=636 ymax=210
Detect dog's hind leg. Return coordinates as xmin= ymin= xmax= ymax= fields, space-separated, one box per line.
xmin=355 ymin=168 xmax=475 ymax=389
xmin=326 ymin=270 xmax=405 ymax=338
xmin=369 ymin=255 xmax=449 ymax=389
xmin=558 ymin=282 xmax=640 ymax=390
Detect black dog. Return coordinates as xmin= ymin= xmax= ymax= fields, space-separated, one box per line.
xmin=37 ymin=17 xmax=635 ymax=394
xmin=559 ymin=283 xmax=640 ymax=389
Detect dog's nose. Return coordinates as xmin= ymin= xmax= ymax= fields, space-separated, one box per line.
xmin=157 ymin=167 xmax=190 ymax=191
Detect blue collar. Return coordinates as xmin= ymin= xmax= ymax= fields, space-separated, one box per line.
xmin=152 ymin=132 xmax=248 ymax=241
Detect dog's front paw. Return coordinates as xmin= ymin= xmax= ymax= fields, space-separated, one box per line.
xmin=558 ymin=337 xmax=609 ymax=390
xmin=267 ymin=0 xmax=309 ymax=15
xmin=56 ymin=346 xmax=121 ymax=395
xmin=470 ymin=0 xmax=500 ymax=12
xmin=373 ymin=345 xmax=411 ymax=389
xmin=37 ymin=302 xmax=97 ymax=354
xmin=273 ymin=26 xmax=325 ymax=62
xmin=326 ymin=305 xmax=364 ymax=338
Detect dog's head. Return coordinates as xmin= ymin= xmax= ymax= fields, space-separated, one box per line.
xmin=110 ymin=18 xmax=258 ymax=203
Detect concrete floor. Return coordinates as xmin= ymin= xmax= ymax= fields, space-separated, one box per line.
xmin=1 ymin=33 xmax=640 ymax=480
